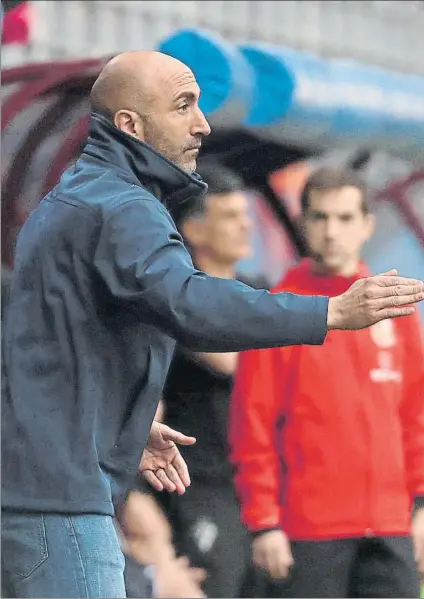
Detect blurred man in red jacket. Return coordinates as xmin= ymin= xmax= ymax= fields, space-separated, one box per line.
xmin=230 ymin=167 xmax=424 ymax=598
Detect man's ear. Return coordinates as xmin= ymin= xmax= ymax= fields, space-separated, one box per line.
xmin=114 ymin=110 xmax=144 ymax=140
xmin=363 ymin=213 xmax=376 ymax=242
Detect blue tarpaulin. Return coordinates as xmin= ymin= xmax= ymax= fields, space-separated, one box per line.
xmin=158 ymin=28 xmax=424 ymax=156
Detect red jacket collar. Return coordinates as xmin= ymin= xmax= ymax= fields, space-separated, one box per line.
xmin=276 ymin=258 xmax=370 ymax=297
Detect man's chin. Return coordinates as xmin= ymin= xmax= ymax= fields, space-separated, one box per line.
xmin=182 ymin=159 xmax=197 ymax=174
xmin=165 ymin=153 xmax=196 ymax=173
xmin=314 ymin=254 xmax=344 ymax=273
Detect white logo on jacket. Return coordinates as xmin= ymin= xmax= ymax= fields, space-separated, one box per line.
xmin=370 ymin=350 xmax=403 ymax=383
xmin=369 ymin=322 xmax=402 ymax=383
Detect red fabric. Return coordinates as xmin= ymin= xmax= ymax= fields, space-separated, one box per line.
xmin=229 ymin=259 xmax=424 ymax=540
xmin=2 ymin=2 xmax=30 ymax=45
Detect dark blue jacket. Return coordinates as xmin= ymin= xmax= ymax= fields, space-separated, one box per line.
xmin=1 ymin=114 xmax=329 ymax=515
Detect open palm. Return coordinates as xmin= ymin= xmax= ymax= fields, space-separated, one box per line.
xmin=140 ymin=421 xmax=196 ymax=495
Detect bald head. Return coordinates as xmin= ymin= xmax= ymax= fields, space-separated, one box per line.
xmin=90 ymin=50 xmax=192 ymax=119
xmin=90 ymin=50 xmax=211 ymax=172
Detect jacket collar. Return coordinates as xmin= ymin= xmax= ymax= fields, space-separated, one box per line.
xmin=82 ymin=112 xmax=207 ymax=205
xmin=300 ymin=257 xmax=370 ymax=281
xmin=282 ymin=258 xmax=371 ymax=296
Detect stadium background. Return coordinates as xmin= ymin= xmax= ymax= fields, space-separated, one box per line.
xmin=2 ymin=0 xmax=424 ymax=319
xmin=1 ymin=2 xmax=424 ymax=595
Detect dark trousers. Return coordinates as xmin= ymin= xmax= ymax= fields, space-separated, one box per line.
xmin=162 ymin=481 xmax=262 ymax=598
xmin=124 ymin=555 xmax=154 ymax=599
xmin=267 ymin=536 xmax=419 ymax=598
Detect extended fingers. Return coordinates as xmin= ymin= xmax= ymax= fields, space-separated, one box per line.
xmin=154 ymin=468 xmax=177 ymax=492
xmin=375 ymin=306 xmax=416 ymax=320
xmin=143 ymin=468 xmax=176 ymax=492
xmin=164 ymin=463 xmax=187 ymax=495
xmin=143 ymin=469 xmax=164 ymax=492
xmin=374 ymin=275 xmax=424 ymax=289
xmin=365 ymin=280 xmax=424 ymax=302
xmin=143 ymin=463 xmax=189 ymax=494
xmin=172 ymin=453 xmax=191 ymax=489
xmin=373 ymin=282 xmax=424 ymax=298
xmin=375 ymin=291 xmax=424 ymax=309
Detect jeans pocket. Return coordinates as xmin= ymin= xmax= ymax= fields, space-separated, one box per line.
xmin=2 ymin=512 xmax=49 ymax=578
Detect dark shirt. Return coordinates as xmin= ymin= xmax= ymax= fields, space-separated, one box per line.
xmin=164 ymin=275 xmax=269 ymax=484
xmin=1 ymin=113 xmax=328 ymax=515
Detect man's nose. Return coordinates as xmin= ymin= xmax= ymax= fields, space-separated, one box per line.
xmin=324 ymin=218 xmax=340 ymax=239
xmin=192 ymin=107 xmax=211 ymax=137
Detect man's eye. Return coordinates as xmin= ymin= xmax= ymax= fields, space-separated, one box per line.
xmin=178 ymin=104 xmax=189 ymax=113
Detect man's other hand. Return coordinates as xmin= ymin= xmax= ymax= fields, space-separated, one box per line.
xmin=140 ymin=422 xmax=196 ymax=495
xmin=327 ymin=270 xmax=424 ymax=331
xmin=252 ymin=529 xmax=294 ymax=580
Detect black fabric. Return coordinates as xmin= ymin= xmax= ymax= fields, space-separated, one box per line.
xmin=164 ymin=482 xmax=253 ymax=598
xmin=124 ymin=555 xmax=154 ymax=599
xmin=164 ymin=348 xmax=234 ymax=481
xmin=163 ymin=273 xmax=269 ymax=483
xmin=414 ymin=496 xmax=424 ymax=511
xmin=251 ymin=527 xmax=281 ymax=539
xmin=2 ymin=112 xmax=328 ymax=515
xmin=349 ymin=536 xmax=420 ymax=598
xmin=267 ymin=536 xmax=419 ymax=598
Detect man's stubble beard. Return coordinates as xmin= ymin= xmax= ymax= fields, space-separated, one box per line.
xmin=143 ymin=118 xmax=183 ymax=169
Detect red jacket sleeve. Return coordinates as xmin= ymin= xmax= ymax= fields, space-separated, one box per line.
xmin=229 ymin=345 xmax=288 ymax=532
xmin=399 ymin=312 xmax=424 ymax=502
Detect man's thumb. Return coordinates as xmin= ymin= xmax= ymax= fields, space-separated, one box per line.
xmin=378 ymin=269 xmax=398 ymax=276
xmin=162 ymin=424 xmax=196 ymax=446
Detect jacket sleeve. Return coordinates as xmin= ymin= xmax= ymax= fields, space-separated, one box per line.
xmin=399 ymin=312 xmax=424 ymax=505
xmin=93 ymin=198 xmax=328 ymax=352
xmin=229 ymin=346 xmax=288 ymax=532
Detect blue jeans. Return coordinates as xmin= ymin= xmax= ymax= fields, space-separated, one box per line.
xmin=1 ymin=511 xmax=126 ymax=598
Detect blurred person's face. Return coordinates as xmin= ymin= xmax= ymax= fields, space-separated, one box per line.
xmin=117 ymin=70 xmax=211 ymax=173
xmin=183 ymin=191 xmax=253 ymax=266
xmin=303 ymin=186 xmax=374 ymax=276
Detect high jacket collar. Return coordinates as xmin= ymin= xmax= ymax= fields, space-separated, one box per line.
xmin=82 ymin=112 xmax=207 ymax=205
xmin=284 ymin=257 xmax=371 ymax=296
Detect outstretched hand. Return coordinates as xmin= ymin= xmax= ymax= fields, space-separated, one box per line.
xmin=327 ymin=269 xmax=424 ymax=331
xmin=140 ymin=422 xmax=196 ymax=495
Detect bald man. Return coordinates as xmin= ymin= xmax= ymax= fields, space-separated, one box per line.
xmin=2 ymin=50 xmax=424 ymax=598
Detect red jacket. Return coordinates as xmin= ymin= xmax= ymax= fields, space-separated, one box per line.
xmin=229 ymin=259 xmax=424 ymax=540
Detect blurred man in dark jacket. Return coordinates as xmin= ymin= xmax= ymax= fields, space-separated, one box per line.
xmin=2 ymin=49 xmax=423 ymax=599
xmin=159 ymin=160 xmax=267 ymax=597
